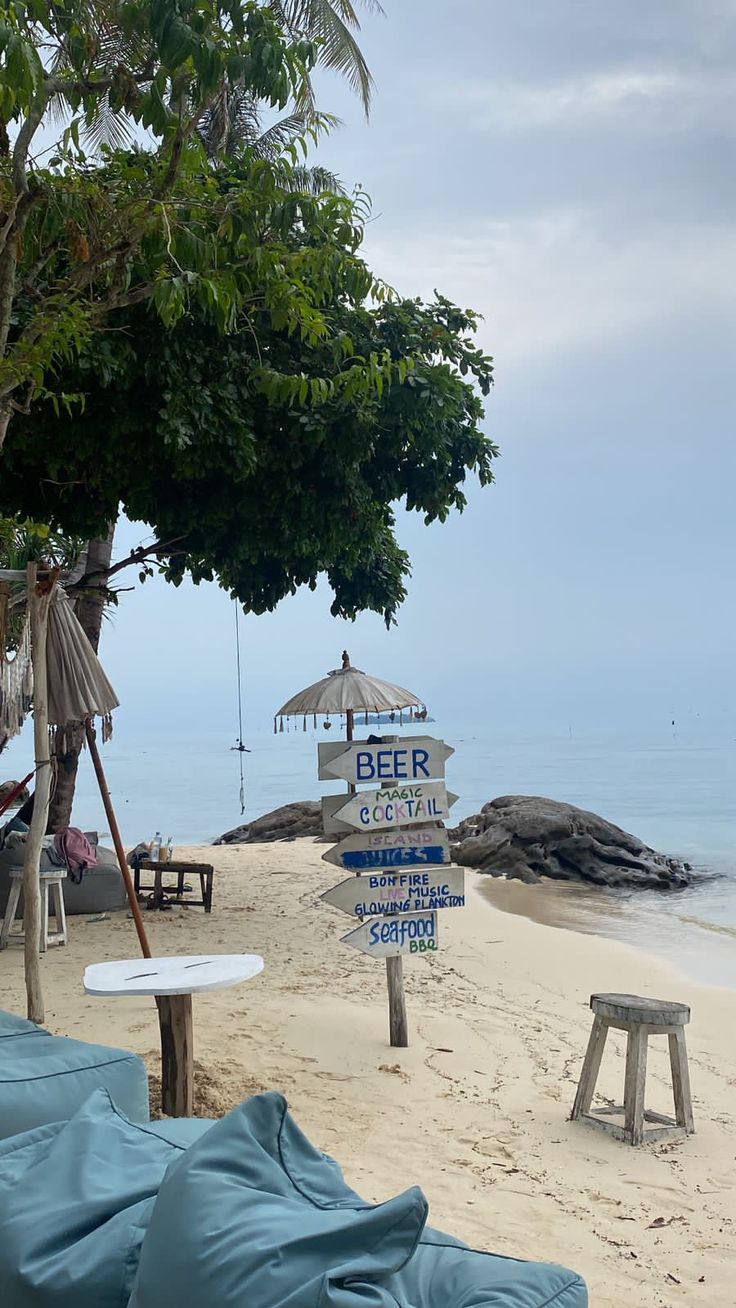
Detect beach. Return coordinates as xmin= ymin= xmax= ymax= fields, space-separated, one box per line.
xmin=3 ymin=838 xmax=735 ymax=1306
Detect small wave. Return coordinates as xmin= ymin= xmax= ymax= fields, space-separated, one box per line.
xmin=677 ymin=915 xmax=736 ymax=939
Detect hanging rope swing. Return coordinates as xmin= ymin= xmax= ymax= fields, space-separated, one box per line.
xmin=232 ymin=601 xmax=250 ymax=815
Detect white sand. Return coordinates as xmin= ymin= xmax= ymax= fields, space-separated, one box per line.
xmin=2 ymin=839 xmax=735 ymax=1306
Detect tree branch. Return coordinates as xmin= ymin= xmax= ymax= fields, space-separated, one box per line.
xmin=73 ymin=535 xmax=188 ymax=587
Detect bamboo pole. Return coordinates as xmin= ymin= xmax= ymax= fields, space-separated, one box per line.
xmin=85 ymin=720 xmax=151 ymax=958
xmin=23 ymin=563 xmax=53 ymax=1024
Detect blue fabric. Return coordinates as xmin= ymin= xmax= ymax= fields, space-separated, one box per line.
xmin=0 ymin=1090 xmax=190 ymax=1308
xmin=130 ymin=1091 xmax=429 ymax=1308
xmin=130 ymin=1091 xmax=587 ymax=1308
xmin=0 ymin=1008 xmax=49 ymax=1040
xmin=382 ymin=1230 xmax=587 ymax=1307
xmin=0 ymin=1011 xmax=149 ymax=1137
xmin=145 ymin=1116 xmax=214 ymax=1147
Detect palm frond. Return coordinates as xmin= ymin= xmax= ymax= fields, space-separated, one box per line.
xmin=83 ymin=92 xmax=136 ymax=152
xmin=248 ymin=113 xmax=310 ymax=160
xmin=268 ymin=0 xmax=381 ymax=115
xmin=286 ymin=163 xmax=345 ymax=195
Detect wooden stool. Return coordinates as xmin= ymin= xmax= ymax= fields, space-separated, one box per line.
xmin=0 ymin=869 xmax=68 ymax=952
xmin=571 ymin=993 xmax=694 ymax=1145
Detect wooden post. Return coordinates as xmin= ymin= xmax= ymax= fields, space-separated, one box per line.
xmin=386 ymin=955 xmax=408 ymax=1047
xmin=23 ymin=563 xmax=54 ymax=1025
xmin=158 ymin=993 xmax=194 ymax=1116
xmin=85 ymin=719 xmax=152 ymax=959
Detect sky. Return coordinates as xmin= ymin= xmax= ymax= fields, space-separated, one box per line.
xmin=87 ymin=1 xmax=736 ymax=739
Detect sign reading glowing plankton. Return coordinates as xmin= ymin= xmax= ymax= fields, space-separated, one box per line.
xmin=331 ymin=781 xmax=457 ymax=833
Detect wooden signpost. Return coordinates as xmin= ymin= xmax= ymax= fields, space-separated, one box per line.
xmin=321 ymin=826 xmax=451 ymax=871
xmin=342 ymin=910 xmax=439 ymax=958
xmin=322 ymin=781 xmax=458 ymax=837
xmin=318 ymin=734 xmax=462 ymax=1048
xmin=318 ymin=738 xmax=454 ymax=784
xmin=321 ymin=867 xmax=465 ymax=917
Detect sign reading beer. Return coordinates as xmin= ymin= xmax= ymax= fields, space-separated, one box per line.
xmin=318 ymin=738 xmax=453 ymax=785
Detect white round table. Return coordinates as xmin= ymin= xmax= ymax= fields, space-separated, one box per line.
xmin=84 ymin=954 xmax=264 ymax=1116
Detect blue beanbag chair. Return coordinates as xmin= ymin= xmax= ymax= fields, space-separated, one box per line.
xmin=131 ymin=1092 xmax=587 ymax=1308
xmin=0 ymin=1089 xmax=195 ymax=1308
xmin=0 ymin=1008 xmax=149 ymax=1136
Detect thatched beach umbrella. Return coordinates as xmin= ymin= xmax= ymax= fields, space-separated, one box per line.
xmin=275 ymin=650 xmax=426 ymax=740
xmin=2 ymin=568 xmax=150 ymax=1023
xmin=47 ymin=587 xmax=119 ymax=741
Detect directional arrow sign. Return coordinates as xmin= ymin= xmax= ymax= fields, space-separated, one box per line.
xmin=327 ymin=781 xmax=457 ymax=834
xmin=322 ymin=826 xmax=451 ymax=871
xmin=341 ymin=910 xmax=439 ymax=959
xmin=318 ymin=737 xmax=454 ymax=785
xmin=322 ymin=867 xmax=465 ymax=918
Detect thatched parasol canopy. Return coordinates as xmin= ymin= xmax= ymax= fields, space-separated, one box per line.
xmin=275 ymin=651 xmax=425 ymax=734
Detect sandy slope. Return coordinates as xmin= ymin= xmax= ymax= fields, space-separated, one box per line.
xmin=2 ymin=838 xmax=735 ymax=1306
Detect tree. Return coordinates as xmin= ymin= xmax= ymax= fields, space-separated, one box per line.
xmin=0 ymin=0 xmax=319 ymax=448
xmin=1 ymin=277 xmax=496 ymax=625
xmin=200 ymin=0 xmax=382 ymax=162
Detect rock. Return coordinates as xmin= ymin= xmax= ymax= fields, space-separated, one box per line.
xmin=449 ymin=795 xmax=693 ymax=890
xmin=215 ymin=801 xmax=323 ymax=845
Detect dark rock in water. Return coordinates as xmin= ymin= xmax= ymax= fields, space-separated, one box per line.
xmin=448 ymin=795 xmax=693 ymax=890
xmin=215 ymin=801 xmax=323 ymax=845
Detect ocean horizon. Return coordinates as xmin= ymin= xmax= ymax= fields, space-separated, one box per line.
xmin=2 ymin=714 xmax=735 ymax=989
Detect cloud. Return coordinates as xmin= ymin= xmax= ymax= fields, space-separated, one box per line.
xmin=450 ymin=66 xmax=736 ymax=132
xmin=365 ymin=211 xmax=736 ymax=370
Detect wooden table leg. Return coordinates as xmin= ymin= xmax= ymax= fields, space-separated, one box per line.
xmin=152 ymin=867 xmax=164 ymax=910
xmin=198 ymin=869 xmax=212 ymax=913
xmin=157 ymin=993 xmax=194 ymax=1116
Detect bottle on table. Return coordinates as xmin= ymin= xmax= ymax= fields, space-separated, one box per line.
xmin=166 ymin=837 xmax=173 ymax=863
xmin=150 ymin=832 xmax=162 ymax=862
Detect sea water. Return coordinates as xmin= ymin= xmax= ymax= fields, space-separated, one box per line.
xmin=2 ymin=715 xmax=734 ymax=987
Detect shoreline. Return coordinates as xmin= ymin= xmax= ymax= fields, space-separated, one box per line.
xmin=1 ymin=838 xmax=735 ymax=1306
xmin=477 ymin=872 xmax=736 ymax=992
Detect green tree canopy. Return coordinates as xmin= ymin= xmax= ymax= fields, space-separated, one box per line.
xmin=0 ymin=0 xmax=376 ymax=447
xmin=1 ymin=161 xmax=496 ymax=622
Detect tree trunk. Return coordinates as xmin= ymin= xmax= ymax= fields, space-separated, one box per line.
xmin=24 ymin=563 xmax=53 ymax=1024
xmin=46 ymin=523 xmax=116 ymax=834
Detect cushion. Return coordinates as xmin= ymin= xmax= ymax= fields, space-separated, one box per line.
xmin=0 ymin=1011 xmax=149 ymax=1137
xmin=130 ymin=1091 xmax=429 ymax=1308
xmin=0 ymin=1008 xmax=49 ymax=1040
xmin=145 ymin=1116 xmax=215 ymax=1147
xmin=0 ymin=1089 xmax=191 ymax=1308
xmin=130 ymin=1092 xmax=587 ymax=1308
xmin=382 ymin=1229 xmax=588 ymax=1307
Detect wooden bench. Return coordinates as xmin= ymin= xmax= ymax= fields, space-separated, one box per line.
xmin=134 ymin=860 xmax=214 ymax=913
xmin=571 ymin=992 xmax=694 ymax=1145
